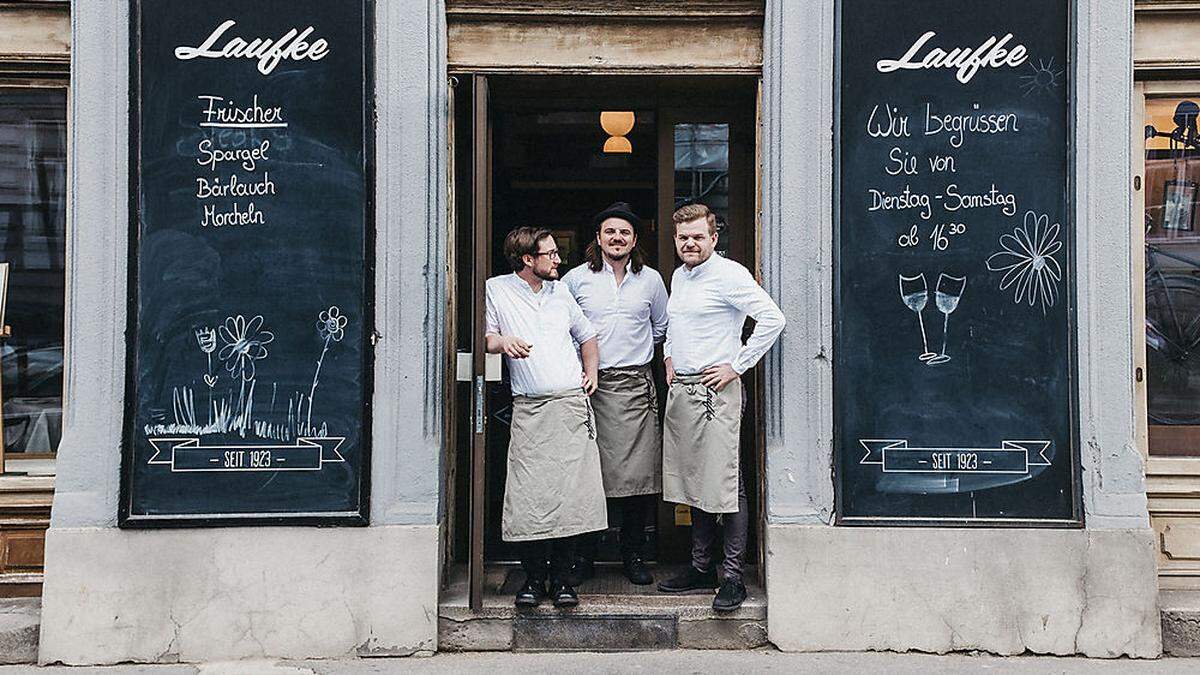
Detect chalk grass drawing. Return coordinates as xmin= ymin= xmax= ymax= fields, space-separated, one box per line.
xmin=143 ymin=308 xmax=351 ymax=445
xmin=986 ymin=210 xmax=1063 ymax=315
xmin=1019 ymin=58 xmax=1064 ymax=97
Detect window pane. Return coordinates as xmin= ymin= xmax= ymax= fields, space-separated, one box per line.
xmin=0 ymin=87 xmax=66 ymax=457
xmin=674 ymin=123 xmax=731 ymax=257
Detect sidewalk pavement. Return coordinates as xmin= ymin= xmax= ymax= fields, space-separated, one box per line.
xmin=4 ymin=651 xmax=1200 ymax=675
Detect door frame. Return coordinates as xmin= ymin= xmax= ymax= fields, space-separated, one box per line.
xmin=446 ymin=73 xmax=767 ymax=610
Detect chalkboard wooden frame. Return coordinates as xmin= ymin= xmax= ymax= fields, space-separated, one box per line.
xmin=119 ymin=0 xmax=377 ymax=528
xmin=831 ymin=0 xmax=1083 ymax=527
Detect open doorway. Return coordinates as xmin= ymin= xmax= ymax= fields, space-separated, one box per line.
xmin=444 ymin=75 xmax=763 ymax=611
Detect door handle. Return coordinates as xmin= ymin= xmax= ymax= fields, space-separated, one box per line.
xmin=485 ymin=352 xmax=502 ymax=382
xmin=456 ymin=351 xmax=472 ymax=382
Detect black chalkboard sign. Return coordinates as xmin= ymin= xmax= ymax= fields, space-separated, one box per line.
xmin=834 ymin=0 xmax=1079 ymax=524
xmin=121 ymin=0 xmax=374 ymax=526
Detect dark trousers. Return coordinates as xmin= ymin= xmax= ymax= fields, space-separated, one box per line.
xmin=690 ymin=466 xmax=748 ymax=583
xmin=578 ymin=493 xmax=656 ymax=562
xmin=520 ymin=537 xmax=574 ymax=584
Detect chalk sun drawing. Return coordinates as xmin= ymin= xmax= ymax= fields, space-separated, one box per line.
xmin=1019 ymin=58 xmax=1064 ymax=97
xmin=986 ymin=211 xmax=1063 ymax=315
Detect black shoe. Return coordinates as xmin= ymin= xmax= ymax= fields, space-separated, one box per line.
xmin=622 ymin=556 xmax=654 ymax=585
xmin=550 ymin=582 xmax=579 ymax=608
xmin=514 ymin=578 xmax=547 ymax=608
xmin=657 ymin=566 xmax=717 ymax=593
xmin=712 ymin=579 xmax=747 ymax=612
xmin=566 ymin=557 xmax=594 ymax=587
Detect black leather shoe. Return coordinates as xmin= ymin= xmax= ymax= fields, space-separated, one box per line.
xmin=566 ymin=557 xmax=594 ymax=587
xmin=550 ymin=582 xmax=579 ymax=608
xmin=622 ymin=556 xmax=654 ymax=585
xmin=712 ymin=579 xmax=747 ymax=612
xmin=514 ymin=579 xmax=546 ymax=608
xmin=657 ymin=566 xmax=717 ymax=593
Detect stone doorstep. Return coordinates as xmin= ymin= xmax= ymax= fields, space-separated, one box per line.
xmin=438 ymin=594 xmax=769 ymax=652
xmin=0 ymin=598 xmax=40 ymax=665
xmin=1161 ymin=590 xmax=1200 ymax=657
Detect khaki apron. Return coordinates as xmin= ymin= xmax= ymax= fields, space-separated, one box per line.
xmin=591 ymin=365 xmax=662 ymax=498
xmin=502 ymin=388 xmax=608 ymax=542
xmin=662 ymin=374 xmax=743 ymax=514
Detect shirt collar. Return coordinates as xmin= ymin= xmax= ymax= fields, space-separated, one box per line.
xmin=683 ymin=253 xmax=719 ymax=277
xmin=602 ymin=258 xmax=631 ymax=276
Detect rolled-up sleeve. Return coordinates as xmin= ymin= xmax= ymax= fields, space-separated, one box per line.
xmin=566 ymin=293 xmax=597 ymax=344
xmin=726 ymin=268 xmax=785 ymax=374
xmin=650 ymin=274 xmax=669 ymax=345
xmin=485 ymin=281 xmax=501 ymax=336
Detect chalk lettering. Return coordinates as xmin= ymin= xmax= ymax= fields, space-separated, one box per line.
xmin=174 ymin=19 xmax=330 ymax=76
xmin=876 ymin=30 xmax=1029 ymax=84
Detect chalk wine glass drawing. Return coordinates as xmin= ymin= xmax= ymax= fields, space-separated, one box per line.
xmin=898 ymin=273 xmax=938 ymax=363
xmin=985 ymin=210 xmax=1063 ymax=315
xmin=928 ymin=273 xmax=966 ymax=365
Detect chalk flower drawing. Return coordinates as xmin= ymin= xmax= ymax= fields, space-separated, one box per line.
xmin=317 ymin=306 xmax=348 ymax=342
xmin=194 ymin=326 xmax=217 ymax=354
xmin=986 ymin=211 xmax=1063 ymax=315
xmin=218 ymin=314 xmax=275 ymax=381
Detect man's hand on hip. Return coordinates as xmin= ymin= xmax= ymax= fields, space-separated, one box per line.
xmin=701 ymin=363 xmax=739 ymax=391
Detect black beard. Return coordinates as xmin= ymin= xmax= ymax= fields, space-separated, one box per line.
xmin=534 ymin=269 xmax=559 ymax=281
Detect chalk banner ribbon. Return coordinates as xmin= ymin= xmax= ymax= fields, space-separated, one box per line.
xmin=859 ymin=439 xmax=1052 ymax=474
xmin=147 ymin=437 xmax=347 ymax=472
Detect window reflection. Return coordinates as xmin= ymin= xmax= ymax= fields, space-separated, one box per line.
xmin=674 ymin=123 xmax=730 ymax=257
xmin=0 ymin=87 xmax=66 ymax=458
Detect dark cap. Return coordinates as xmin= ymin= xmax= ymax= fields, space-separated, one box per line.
xmin=592 ymin=201 xmax=642 ymax=232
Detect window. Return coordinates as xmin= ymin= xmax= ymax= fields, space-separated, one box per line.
xmin=0 ymin=85 xmax=67 ymax=461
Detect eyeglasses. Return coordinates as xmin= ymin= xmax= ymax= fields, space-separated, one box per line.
xmin=533 ymin=249 xmax=561 ymax=260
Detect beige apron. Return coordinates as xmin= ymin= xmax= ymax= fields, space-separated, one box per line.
xmin=502 ymin=388 xmax=608 ymax=542
xmin=662 ymin=374 xmax=742 ymax=514
xmin=591 ymin=365 xmax=662 ymax=498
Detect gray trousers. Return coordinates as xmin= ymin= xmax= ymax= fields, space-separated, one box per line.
xmin=690 ymin=466 xmax=748 ymax=582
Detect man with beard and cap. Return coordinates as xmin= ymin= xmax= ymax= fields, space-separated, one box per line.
xmin=657 ymin=202 xmax=785 ymax=612
xmin=485 ymin=226 xmax=607 ymax=608
xmin=562 ymin=202 xmax=669 ymax=586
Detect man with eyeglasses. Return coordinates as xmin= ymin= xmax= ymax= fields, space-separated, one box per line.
xmin=485 ymin=226 xmax=606 ymax=609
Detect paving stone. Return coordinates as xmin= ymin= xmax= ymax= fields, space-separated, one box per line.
xmin=0 ymin=598 xmax=40 ymax=665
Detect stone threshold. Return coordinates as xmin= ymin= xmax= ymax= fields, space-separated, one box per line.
xmin=439 ymin=563 xmax=768 ymax=651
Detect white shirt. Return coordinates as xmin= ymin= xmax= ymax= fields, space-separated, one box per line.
xmin=664 ymin=254 xmax=786 ymax=375
xmin=485 ymin=273 xmax=597 ymax=396
xmin=562 ymin=260 xmax=669 ymax=370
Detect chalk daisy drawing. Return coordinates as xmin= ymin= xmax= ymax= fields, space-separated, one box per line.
xmin=986 ymin=211 xmax=1063 ymax=315
xmin=218 ymin=314 xmax=274 ymax=381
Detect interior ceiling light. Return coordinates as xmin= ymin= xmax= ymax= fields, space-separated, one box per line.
xmin=600 ymin=111 xmax=635 ymax=154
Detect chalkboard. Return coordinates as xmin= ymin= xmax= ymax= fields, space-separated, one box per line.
xmin=834 ymin=0 xmax=1079 ymax=524
xmin=121 ymin=0 xmax=374 ymax=526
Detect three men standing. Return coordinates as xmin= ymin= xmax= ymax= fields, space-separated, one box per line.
xmin=485 ymin=226 xmax=608 ymax=608
xmin=563 ymin=202 xmax=669 ymax=586
xmin=487 ymin=201 xmax=784 ymax=613
xmin=657 ymin=203 xmax=786 ymax=612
